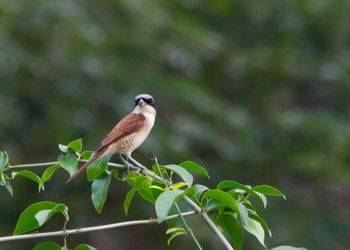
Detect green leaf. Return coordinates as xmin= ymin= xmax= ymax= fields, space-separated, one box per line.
xmin=125 ymin=171 xmax=138 ymax=185
xmin=110 ymin=169 xmax=118 ymax=178
xmin=166 ymin=227 xmax=187 ymax=245
xmin=183 ymin=186 xmax=196 ymax=197
xmin=12 ymin=170 xmax=41 ymax=184
xmin=68 ymin=138 xmax=83 ymax=153
xmin=202 ymin=190 xmax=239 ymax=212
xmin=249 ymin=213 xmax=271 ymax=237
xmin=167 ymin=231 xmax=187 ymax=245
xmin=270 ymin=246 xmax=307 ymax=250
xmin=134 ymin=176 xmax=152 ymax=191
xmin=151 ymin=185 xmax=165 ymax=201
xmin=12 ymin=170 xmax=41 ymax=192
xmin=36 ymin=205 xmax=68 ymax=226
xmin=218 ymin=180 xmax=268 ymax=208
xmin=206 ymin=198 xmax=226 ymax=212
xmin=40 ymin=165 xmax=60 ymax=190
xmin=74 ymin=243 xmax=97 ymax=250
xmin=166 ymin=227 xmax=186 ymax=234
xmin=1 ymin=178 xmax=13 ymax=196
xmin=129 ymin=174 xmax=155 ymax=204
xmin=254 ymin=191 xmax=268 ymax=208
xmin=81 ymin=151 xmax=93 ymax=160
xmin=87 ymin=156 xmax=109 ymax=182
xmin=138 ymin=186 xmax=155 ymax=204
xmin=238 ymin=203 xmax=249 ymax=225
xmin=0 ymin=152 xmax=11 ymax=195
xmin=91 ymin=172 xmax=111 ymax=213
xmin=170 ymin=182 xmax=187 ymax=190
xmin=33 ymin=241 xmax=62 ymax=250
xmin=179 ymin=161 xmax=209 ymax=178
xmin=217 ymin=180 xmax=252 ymax=193
xmin=194 ymin=184 xmax=209 ymax=199
xmin=242 ymin=216 xmax=265 ymax=247
xmin=0 ymin=151 xmax=9 ymax=171
xmin=150 ymin=185 xmax=165 ymax=191
xmin=58 ymin=144 xmax=69 ymax=153
xmin=58 ymin=153 xmax=78 ymax=177
xmin=162 ymin=165 xmax=193 ymax=187
xmin=227 ymin=189 xmax=241 ymax=200
xmin=124 ymin=188 xmax=136 ymax=215
xmin=14 ymin=201 xmax=69 ymax=235
xmin=155 ymin=190 xmax=184 ymax=223
xmin=214 ymin=214 xmax=243 ymax=250
xmin=252 ymin=185 xmax=286 ymax=199
xmin=243 ymin=201 xmax=256 ymax=212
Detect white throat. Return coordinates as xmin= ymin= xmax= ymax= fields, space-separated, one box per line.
xmin=133 ymin=105 xmax=156 ymax=127
xmin=133 ymin=105 xmax=155 ymax=116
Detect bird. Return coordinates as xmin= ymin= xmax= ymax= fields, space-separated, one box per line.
xmin=67 ymin=94 xmax=156 ymax=182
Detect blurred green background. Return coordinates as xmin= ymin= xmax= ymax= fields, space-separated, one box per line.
xmin=1 ymin=0 xmax=349 ymax=249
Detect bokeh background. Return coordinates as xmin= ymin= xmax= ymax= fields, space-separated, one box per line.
xmin=1 ymin=0 xmax=349 ymax=249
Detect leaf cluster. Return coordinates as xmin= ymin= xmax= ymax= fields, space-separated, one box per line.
xmin=0 ymin=139 xmax=305 ymax=250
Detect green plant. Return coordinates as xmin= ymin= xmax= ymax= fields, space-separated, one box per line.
xmin=0 ymin=139 xmax=306 ymax=250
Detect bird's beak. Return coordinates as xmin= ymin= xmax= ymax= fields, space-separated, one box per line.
xmin=139 ymin=99 xmax=146 ymax=107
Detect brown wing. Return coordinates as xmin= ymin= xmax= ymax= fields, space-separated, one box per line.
xmin=95 ymin=113 xmax=145 ymax=154
xmin=66 ymin=113 xmax=145 ymax=183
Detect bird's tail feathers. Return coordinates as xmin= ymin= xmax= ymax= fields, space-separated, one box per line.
xmin=66 ymin=156 xmax=97 ymax=183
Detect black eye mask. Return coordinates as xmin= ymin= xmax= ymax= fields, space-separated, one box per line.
xmin=134 ymin=98 xmax=156 ymax=109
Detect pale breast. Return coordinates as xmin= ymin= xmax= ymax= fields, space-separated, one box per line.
xmin=103 ymin=112 xmax=155 ymax=156
xmin=126 ymin=115 xmax=155 ymax=153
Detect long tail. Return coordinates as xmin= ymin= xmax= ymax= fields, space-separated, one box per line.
xmin=66 ymin=156 xmax=98 ymax=183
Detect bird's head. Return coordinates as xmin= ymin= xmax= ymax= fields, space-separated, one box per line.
xmin=133 ymin=94 xmax=156 ymax=115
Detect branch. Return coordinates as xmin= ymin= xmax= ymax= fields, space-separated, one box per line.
xmin=8 ymin=162 xmax=59 ymax=169
xmin=0 ymin=211 xmax=196 ymax=242
xmin=8 ymin=160 xmax=126 ymax=170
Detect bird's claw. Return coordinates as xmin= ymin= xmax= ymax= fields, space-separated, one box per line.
xmin=119 ymin=155 xmax=132 ymax=172
xmin=126 ymin=163 xmax=132 ymax=173
xmin=119 ymin=155 xmax=146 ymax=174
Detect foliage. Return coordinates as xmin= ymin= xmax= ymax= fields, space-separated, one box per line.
xmin=0 ymin=139 xmax=305 ymax=250
xmin=1 ymin=0 xmax=349 ymax=249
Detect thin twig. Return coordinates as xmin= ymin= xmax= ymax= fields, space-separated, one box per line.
xmin=8 ymin=162 xmax=59 ymax=169
xmin=0 ymin=211 xmax=196 ymax=243
xmin=104 ymin=161 xmax=126 ymax=169
xmin=7 ymin=160 xmax=126 ymax=170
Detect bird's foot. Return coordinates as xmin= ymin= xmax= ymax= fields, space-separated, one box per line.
xmin=127 ymin=156 xmax=147 ymax=175
xmin=119 ymin=154 xmax=133 ymax=173
xmin=128 ymin=156 xmax=147 ymax=170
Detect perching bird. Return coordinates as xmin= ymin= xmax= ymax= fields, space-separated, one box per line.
xmin=67 ymin=94 xmax=156 ymax=182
